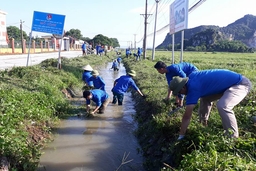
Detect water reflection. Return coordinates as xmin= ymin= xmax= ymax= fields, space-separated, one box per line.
xmin=37 ymin=62 xmax=145 ymax=171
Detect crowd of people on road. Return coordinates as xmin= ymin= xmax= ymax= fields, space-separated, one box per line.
xmin=81 ymin=42 xmax=108 ymax=56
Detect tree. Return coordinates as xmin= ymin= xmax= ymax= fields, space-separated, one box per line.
xmin=65 ymin=29 xmax=82 ymax=40
xmin=7 ymin=26 xmax=28 ymax=41
xmin=92 ymin=34 xmax=111 ymax=46
xmin=110 ymin=38 xmax=120 ymax=48
xmin=81 ymin=37 xmax=91 ymax=42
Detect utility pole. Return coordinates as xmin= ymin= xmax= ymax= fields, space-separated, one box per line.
xmin=152 ymin=0 xmax=160 ymax=61
xmin=20 ymin=20 xmax=24 ymax=53
xmin=134 ymin=34 xmax=136 ymax=50
xmin=141 ymin=0 xmax=152 ymax=59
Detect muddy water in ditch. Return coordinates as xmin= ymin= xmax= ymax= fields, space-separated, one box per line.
xmin=37 ymin=62 xmax=145 ymax=171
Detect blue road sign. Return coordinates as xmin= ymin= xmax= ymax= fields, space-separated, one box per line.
xmin=31 ymin=11 xmax=65 ymax=35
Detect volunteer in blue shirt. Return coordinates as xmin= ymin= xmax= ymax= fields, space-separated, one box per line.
xmin=126 ymin=48 xmax=131 ymax=58
xmin=137 ymin=47 xmax=142 ymax=61
xmin=83 ymin=89 xmax=110 ymax=115
xmin=82 ymin=64 xmax=93 ymax=87
xmin=154 ymin=61 xmax=199 ymax=106
xmin=88 ymin=70 xmax=106 ymax=91
xmin=111 ymin=60 xmax=119 ymax=71
xmin=117 ymin=56 xmax=122 ymax=64
xmin=111 ymin=70 xmax=144 ymax=105
xmin=81 ymin=41 xmax=87 ymax=55
xmin=169 ymin=69 xmax=252 ymax=140
xmin=96 ymin=44 xmax=101 ymax=55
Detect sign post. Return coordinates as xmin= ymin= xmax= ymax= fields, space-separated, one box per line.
xmin=27 ymin=11 xmax=65 ymax=68
xmin=169 ymin=0 xmax=188 ymax=63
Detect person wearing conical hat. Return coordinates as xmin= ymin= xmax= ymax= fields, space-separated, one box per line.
xmin=82 ymin=64 xmax=93 ymax=87
xmin=169 ymin=69 xmax=252 ymax=140
xmin=88 ymin=70 xmax=106 ymax=91
xmin=111 ymin=70 xmax=145 ymax=105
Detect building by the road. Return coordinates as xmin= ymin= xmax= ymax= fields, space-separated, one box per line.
xmin=0 ymin=10 xmax=8 ymax=47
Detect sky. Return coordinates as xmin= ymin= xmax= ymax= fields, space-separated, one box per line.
xmin=1 ymin=0 xmax=256 ymax=48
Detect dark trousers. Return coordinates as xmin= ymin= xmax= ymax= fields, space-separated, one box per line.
xmin=112 ymin=92 xmax=124 ymax=105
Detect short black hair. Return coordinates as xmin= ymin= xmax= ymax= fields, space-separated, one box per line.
xmin=83 ymin=90 xmax=91 ymax=98
xmin=154 ymin=61 xmax=167 ymax=69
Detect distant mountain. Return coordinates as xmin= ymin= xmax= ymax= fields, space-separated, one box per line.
xmin=157 ymin=14 xmax=256 ymax=49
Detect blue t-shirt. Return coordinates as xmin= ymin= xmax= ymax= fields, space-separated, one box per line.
xmin=112 ymin=75 xmax=139 ymax=94
xmin=137 ymin=48 xmax=142 ymax=55
xmin=88 ymin=76 xmax=106 ymax=91
xmin=166 ymin=62 xmax=199 ymax=86
xmin=112 ymin=61 xmax=118 ymax=68
xmin=82 ymin=43 xmax=86 ymax=50
xmin=117 ymin=57 xmax=122 ymax=63
xmin=126 ymin=49 xmax=131 ymax=55
xmin=186 ymin=69 xmax=242 ymax=105
xmin=86 ymin=89 xmax=109 ymax=106
xmin=82 ymin=71 xmax=93 ymax=86
xmin=96 ymin=45 xmax=101 ymax=52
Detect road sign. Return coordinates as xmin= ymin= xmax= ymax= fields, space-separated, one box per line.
xmin=169 ymin=0 xmax=188 ymax=34
xmin=31 ymin=11 xmax=65 ymax=35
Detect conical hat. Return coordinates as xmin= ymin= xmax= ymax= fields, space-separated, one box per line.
xmin=82 ymin=64 xmax=93 ymax=71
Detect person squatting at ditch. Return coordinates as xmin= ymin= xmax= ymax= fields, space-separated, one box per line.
xmin=88 ymin=70 xmax=106 ymax=91
xmin=168 ymin=69 xmax=252 ymax=140
xmin=82 ymin=64 xmax=94 ymax=88
xmin=83 ymin=89 xmax=110 ymax=115
xmin=111 ymin=70 xmax=145 ymax=105
xmin=154 ymin=61 xmax=199 ymax=107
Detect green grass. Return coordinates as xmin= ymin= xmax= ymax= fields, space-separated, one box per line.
xmin=123 ymin=50 xmax=256 ymax=171
xmin=0 ymin=53 xmax=113 ymax=170
xmin=0 ymin=50 xmax=255 ymax=170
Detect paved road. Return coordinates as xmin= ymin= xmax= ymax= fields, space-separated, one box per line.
xmin=0 ymin=51 xmax=82 ymax=70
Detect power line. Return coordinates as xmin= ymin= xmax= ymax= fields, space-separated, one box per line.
xmin=137 ymin=0 xmax=207 ymax=43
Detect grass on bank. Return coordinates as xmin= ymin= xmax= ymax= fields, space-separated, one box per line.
xmin=0 ymin=50 xmax=255 ymax=171
xmin=122 ymin=51 xmax=256 ymax=171
xmin=0 ymin=52 xmax=113 ymax=171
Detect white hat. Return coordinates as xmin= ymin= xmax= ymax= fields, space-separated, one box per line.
xmin=127 ymin=70 xmax=136 ymax=77
xmin=91 ymin=70 xmax=99 ymax=76
xmin=82 ymin=64 xmax=93 ymax=71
